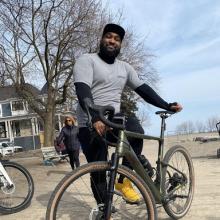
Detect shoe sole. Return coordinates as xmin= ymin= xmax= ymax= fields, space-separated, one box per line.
xmin=114 ymin=190 xmax=141 ymax=204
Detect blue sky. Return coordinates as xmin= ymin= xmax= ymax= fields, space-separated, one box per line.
xmin=106 ymin=0 xmax=220 ymax=135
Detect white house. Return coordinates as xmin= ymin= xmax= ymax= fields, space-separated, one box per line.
xmin=0 ymin=84 xmax=76 ymax=150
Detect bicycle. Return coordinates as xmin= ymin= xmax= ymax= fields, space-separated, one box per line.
xmin=46 ymin=99 xmax=195 ymax=220
xmin=0 ymin=159 xmax=34 ymax=214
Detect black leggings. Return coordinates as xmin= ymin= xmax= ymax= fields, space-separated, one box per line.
xmin=67 ymin=149 xmax=80 ymax=170
xmin=78 ymin=116 xmax=144 ymax=204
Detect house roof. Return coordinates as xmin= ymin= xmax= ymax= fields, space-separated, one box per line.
xmin=0 ymin=84 xmax=41 ymax=101
xmin=40 ymin=83 xmax=48 ymax=95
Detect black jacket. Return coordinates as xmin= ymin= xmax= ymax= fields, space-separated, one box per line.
xmin=57 ymin=125 xmax=80 ymax=151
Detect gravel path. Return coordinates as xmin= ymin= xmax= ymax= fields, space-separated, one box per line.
xmin=0 ymin=134 xmax=220 ymax=220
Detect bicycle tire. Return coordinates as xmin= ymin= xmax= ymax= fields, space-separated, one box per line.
xmin=46 ymin=161 xmax=157 ymax=220
xmin=161 ymin=145 xmax=195 ymax=219
xmin=0 ymin=161 xmax=34 ymax=214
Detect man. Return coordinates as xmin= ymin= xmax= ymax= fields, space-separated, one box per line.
xmin=74 ymin=23 xmax=182 ymax=206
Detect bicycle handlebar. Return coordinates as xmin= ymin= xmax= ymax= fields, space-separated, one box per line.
xmin=84 ymin=98 xmax=176 ymax=130
xmin=83 ymin=98 xmax=125 ymax=130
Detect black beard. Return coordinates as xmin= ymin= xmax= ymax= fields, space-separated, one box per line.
xmin=99 ymin=41 xmax=120 ymax=64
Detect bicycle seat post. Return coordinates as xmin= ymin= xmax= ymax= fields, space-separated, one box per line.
xmin=159 ymin=113 xmax=168 ymax=140
xmin=155 ymin=112 xmax=170 ymax=187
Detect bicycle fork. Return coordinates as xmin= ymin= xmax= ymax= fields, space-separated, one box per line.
xmin=105 ymin=153 xmax=120 ymax=220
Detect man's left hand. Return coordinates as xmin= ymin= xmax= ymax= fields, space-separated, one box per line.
xmin=169 ymin=102 xmax=183 ymax=112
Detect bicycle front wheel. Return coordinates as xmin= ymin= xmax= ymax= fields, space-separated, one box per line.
xmin=0 ymin=161 xmax=34 ymax=214
xmin=46 ymin=161 xmax=157 ymax=220
xmin=161 ymin=145 xmax=195 ymax=219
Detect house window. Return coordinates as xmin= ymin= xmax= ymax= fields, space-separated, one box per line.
xmin=21 ymin=120 xmax=32 ymax=136
xmin=2 ymin=103 xmax=12 ymax=117
xmin=12 ymin=119 xmax=32 ymax=137
xmin=0 ymin=122 xmax=6 ymax=138
xmin=12 ymin=101 xmax=24 ymax=111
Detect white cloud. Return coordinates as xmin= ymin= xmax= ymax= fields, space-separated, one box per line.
xmin=107 ymin=1 xmax=220 ymax=52
xmin=157 ymin=36 xmax=220 ymax=75
xmin=105 ymin=0 xmax=181 ymax=46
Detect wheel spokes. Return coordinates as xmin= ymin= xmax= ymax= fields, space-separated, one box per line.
xmin=165 ymin=151 xmax=191 ymax=213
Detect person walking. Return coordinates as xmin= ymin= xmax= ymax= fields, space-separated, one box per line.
xmin=57 ymin=116 xmax=80 ymax=170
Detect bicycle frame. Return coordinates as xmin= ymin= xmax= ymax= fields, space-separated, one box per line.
xmin=0 ymin=161 xmax=14 ymax=186
xmin=110 ymin=113 xmax=168 ymax=204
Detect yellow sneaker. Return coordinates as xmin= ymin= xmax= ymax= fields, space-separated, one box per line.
xmin=115 ymin=178 xmax=140 ymax=204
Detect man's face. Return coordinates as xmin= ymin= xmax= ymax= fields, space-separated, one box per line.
xmin=100 ymin=32 xmax=122 ymax=58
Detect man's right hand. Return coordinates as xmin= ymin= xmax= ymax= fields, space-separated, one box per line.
xmin=93 ymin=120 xmax=107 ymax=136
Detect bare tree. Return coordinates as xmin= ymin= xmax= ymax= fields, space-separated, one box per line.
xmin=206 ymin=116 xmax=220 ymax=132
xmin=176 ymin=121 xmax=195 ymax=134
xmin=188 ymin=121 xmax=195 ymax=134
xmin=176 ymin=122 xmax=188 ymax=135
xmin=195 ymin=121 xmax=206 ymax=133
xmin=136 ymin=107 xmax=151 ymax=128
xmin=0 ymin=0 xmax=159 ymax=146
xmin=0 ymin=0 xmax=104 ymax=147
xmin=0 ymin=61 xmax=11 ymax=86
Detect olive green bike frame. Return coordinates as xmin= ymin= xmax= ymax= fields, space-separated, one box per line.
xmin=113 ymin=114 xmax=167 ymax=204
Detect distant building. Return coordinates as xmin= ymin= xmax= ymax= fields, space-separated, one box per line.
xmin=0 ymin=84 xmax=76 ymax=150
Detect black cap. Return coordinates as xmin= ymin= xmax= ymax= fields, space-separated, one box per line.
xmin=102 ymin=23 xmax=125 ymax=41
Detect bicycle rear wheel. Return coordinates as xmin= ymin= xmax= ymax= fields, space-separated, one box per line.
xmin=0 ymin=161 xmax=34 ymax=214
xmin=161 ymin=145 xmax=195 ymax=219
xmin=46 ymin=161 xmax=157 ymax=220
